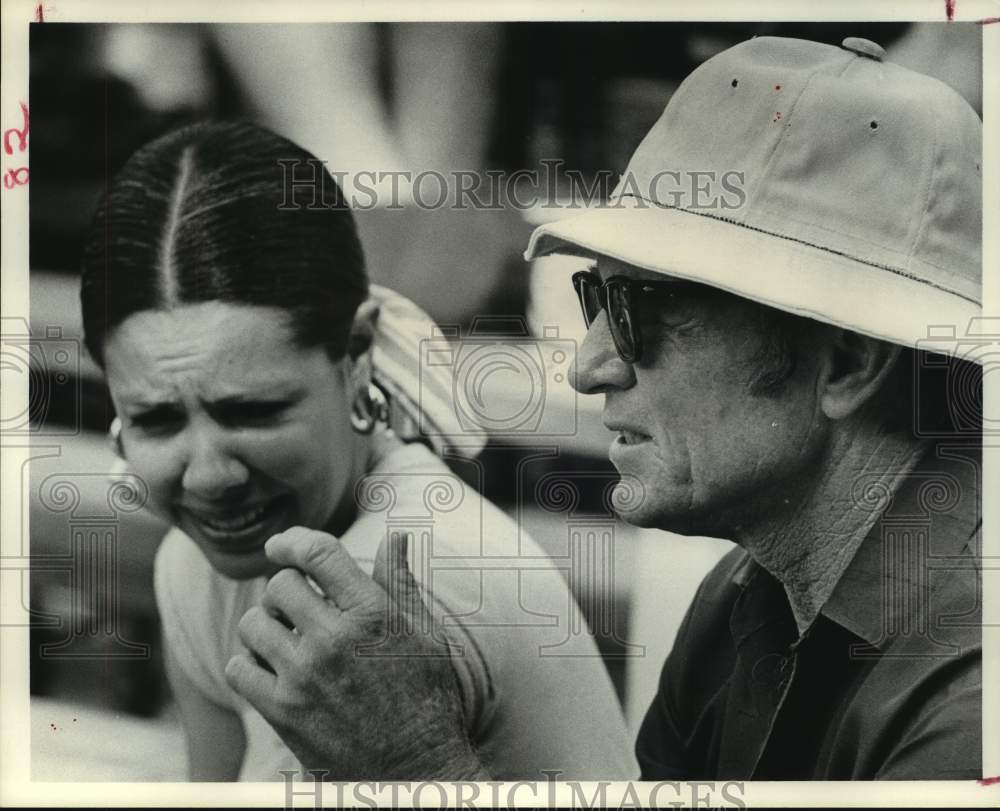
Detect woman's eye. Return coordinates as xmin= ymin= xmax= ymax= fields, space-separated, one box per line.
xmin=223 ymin=402 xmax=289 ymax=426
xmin=128 ymin=409 xmax=185 ymax=435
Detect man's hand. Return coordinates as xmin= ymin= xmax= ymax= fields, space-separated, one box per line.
xmin=224 ymin=527 xmax=488 ymax=780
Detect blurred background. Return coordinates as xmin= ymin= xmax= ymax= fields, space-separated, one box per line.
xmin=23 ymin=21 xmax=981 ymax=779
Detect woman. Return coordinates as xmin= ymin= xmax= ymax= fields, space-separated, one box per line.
xmin=80 ymin=121 xmax=635 ymax=781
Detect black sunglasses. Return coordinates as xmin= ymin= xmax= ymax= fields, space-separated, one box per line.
xmin=571 ymin=269 xmax=696 ymax=363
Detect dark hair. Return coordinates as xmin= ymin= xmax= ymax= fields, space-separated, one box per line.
xmin=80 ymin=120 xmax=368 ymax=367
xmin=749 ymin=304 xmax=983 ymax=439
xmin=873 ymin=347 xmax=982 ymax=439
xmin=744 ymin=303 xmax=817 ymax=395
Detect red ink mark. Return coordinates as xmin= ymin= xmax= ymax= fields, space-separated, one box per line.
xmin=979 ymin=775 xmax=1000 ymax=786
xmin=35 ymin=3 xmax=43 ymax=21
xmin=3 ymin=167 xmax=29 ymax=189
xmin=775 ymin=84 xmax=782 ymax=91
xmin=946 ymin=0 xmax=956 ymax=20
xmin=3 ymin=101 xmax=29 ymax=189
xmin=976 ymin=16 xmax=1000 ymax=24
xmin=3 ymin=102 xmax=28 ymax=155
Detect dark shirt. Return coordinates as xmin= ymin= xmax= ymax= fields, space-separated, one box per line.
xmin=636 ymin=444 xmax=982 ymax=780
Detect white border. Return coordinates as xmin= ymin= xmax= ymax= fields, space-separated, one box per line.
xmin=2 ymin=1 xmax=998 ymax=807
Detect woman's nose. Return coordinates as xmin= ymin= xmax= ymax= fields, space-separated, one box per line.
xmin=569 ymin=311 xmax=636 ymax=394
xmin=181 ymin=433 xmax=250 ymax=500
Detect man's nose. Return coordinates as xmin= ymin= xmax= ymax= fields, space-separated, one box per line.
xmin=569 ymin=311 xmax=636 ymax=394
xmin=181 ymin=431 xmax=250 ymax=500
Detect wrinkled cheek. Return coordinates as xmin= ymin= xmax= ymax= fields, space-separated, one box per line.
xmin=123 ymin=449 xmax=181 ymax=521
xmin=274 ymin=454 xmax=340 ymax=524
xmin=145 ymin=480 xmax=184 ymax=525
xmin=135 ymin=495 xmax=176 ymax=529
xmin=652 ymin=429 xmax=693 ymax=485
xmin=244 ymin=436 xmax=313 ymax=481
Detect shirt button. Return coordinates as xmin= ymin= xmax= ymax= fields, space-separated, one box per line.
xmin=841 ymin=37 xmax=886 ymax=61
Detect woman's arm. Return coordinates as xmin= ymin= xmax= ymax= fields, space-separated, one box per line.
xmin=165 ymin=646 xmax=247 ymax=781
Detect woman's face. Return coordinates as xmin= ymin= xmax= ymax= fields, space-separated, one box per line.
xmin=104 ymin=302 xmax=365 ymax=580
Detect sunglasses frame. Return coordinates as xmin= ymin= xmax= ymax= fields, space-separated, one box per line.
xmin=571 ymin=269 xmax=695 ymax=363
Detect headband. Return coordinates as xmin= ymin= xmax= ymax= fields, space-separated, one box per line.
xmin=367 ymin=284 xmax=487 ymax=460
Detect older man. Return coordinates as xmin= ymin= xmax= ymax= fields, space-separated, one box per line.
xmin=227 ymin=36 xmax=983 ymax=780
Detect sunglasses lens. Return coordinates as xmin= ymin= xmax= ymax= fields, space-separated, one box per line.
xmin=607 ymin=283 xmax=639 ymax=362
xmin=573 ymin=273 xmax=603 ymax=326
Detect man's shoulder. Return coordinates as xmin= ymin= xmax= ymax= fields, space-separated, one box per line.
xmin=662 ymin=544 xmax=749 ymax=671
xmin=691 ymin=544 xmax=754 ymax=611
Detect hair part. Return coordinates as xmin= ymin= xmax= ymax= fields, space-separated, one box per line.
xmin=81 ymin=120 xmax=368 ymax=368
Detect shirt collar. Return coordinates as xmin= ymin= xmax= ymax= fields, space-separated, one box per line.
xmin=727 ymin=443 xmax=981 ymax=651
xmin=819 ymin=443 xmax=981 ymax=650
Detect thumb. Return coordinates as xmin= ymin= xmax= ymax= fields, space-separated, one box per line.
xmin=373 ymin=531 xmax=428 ymax=622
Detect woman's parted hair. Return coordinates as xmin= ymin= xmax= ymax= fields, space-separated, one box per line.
xmin=81 ymin=120 xmax=368 ymax=367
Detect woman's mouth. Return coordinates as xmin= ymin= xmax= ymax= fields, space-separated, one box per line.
xmin=199 ymin=505 xmax=269 ymax=532
xmin=183 ymin=495 xmax=292 ymax=550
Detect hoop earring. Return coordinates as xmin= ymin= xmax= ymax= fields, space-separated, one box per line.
xmin=350 ymin=382 xmax=389 ymax=435
xmin=109 ymin=416 xmax=125 ymax=459
xmin=107 ymin=416 xmax=130 ymax=479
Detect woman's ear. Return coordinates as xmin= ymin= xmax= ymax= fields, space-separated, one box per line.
xmin=818 ymin=329 xmax=901 ymax=421
xmin=346 ymin=300 xmax=381 ymax=394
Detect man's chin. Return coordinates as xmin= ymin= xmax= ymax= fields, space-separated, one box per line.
xmin=622 ymin=512 xmax=721 ymax=539
xmin=612 ymin=492 xmax=718 ymax=536
xmin=612 ymin=502 xmax=658 ymax=529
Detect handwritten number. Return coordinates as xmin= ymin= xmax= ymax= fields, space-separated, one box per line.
xmin=3 ymin=102 xmax=29 ymax=156
xmin=3 ymin=168 xmax=29 ymax=189
xmin=2 ymin=102 xmax=29 ymax=189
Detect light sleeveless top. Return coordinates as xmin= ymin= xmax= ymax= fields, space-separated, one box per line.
xmin=154 ymin=440 xmax=637 ymax=780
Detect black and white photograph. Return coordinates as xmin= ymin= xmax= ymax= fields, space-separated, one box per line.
xmin=1 ymin=2 xmax=996 ymax=807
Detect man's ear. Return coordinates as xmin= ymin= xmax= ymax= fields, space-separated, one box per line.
xmin=818 ymin=329 xmax=901 ymax=421
xmin=346 ymin=300 xmax=380 ymax=393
